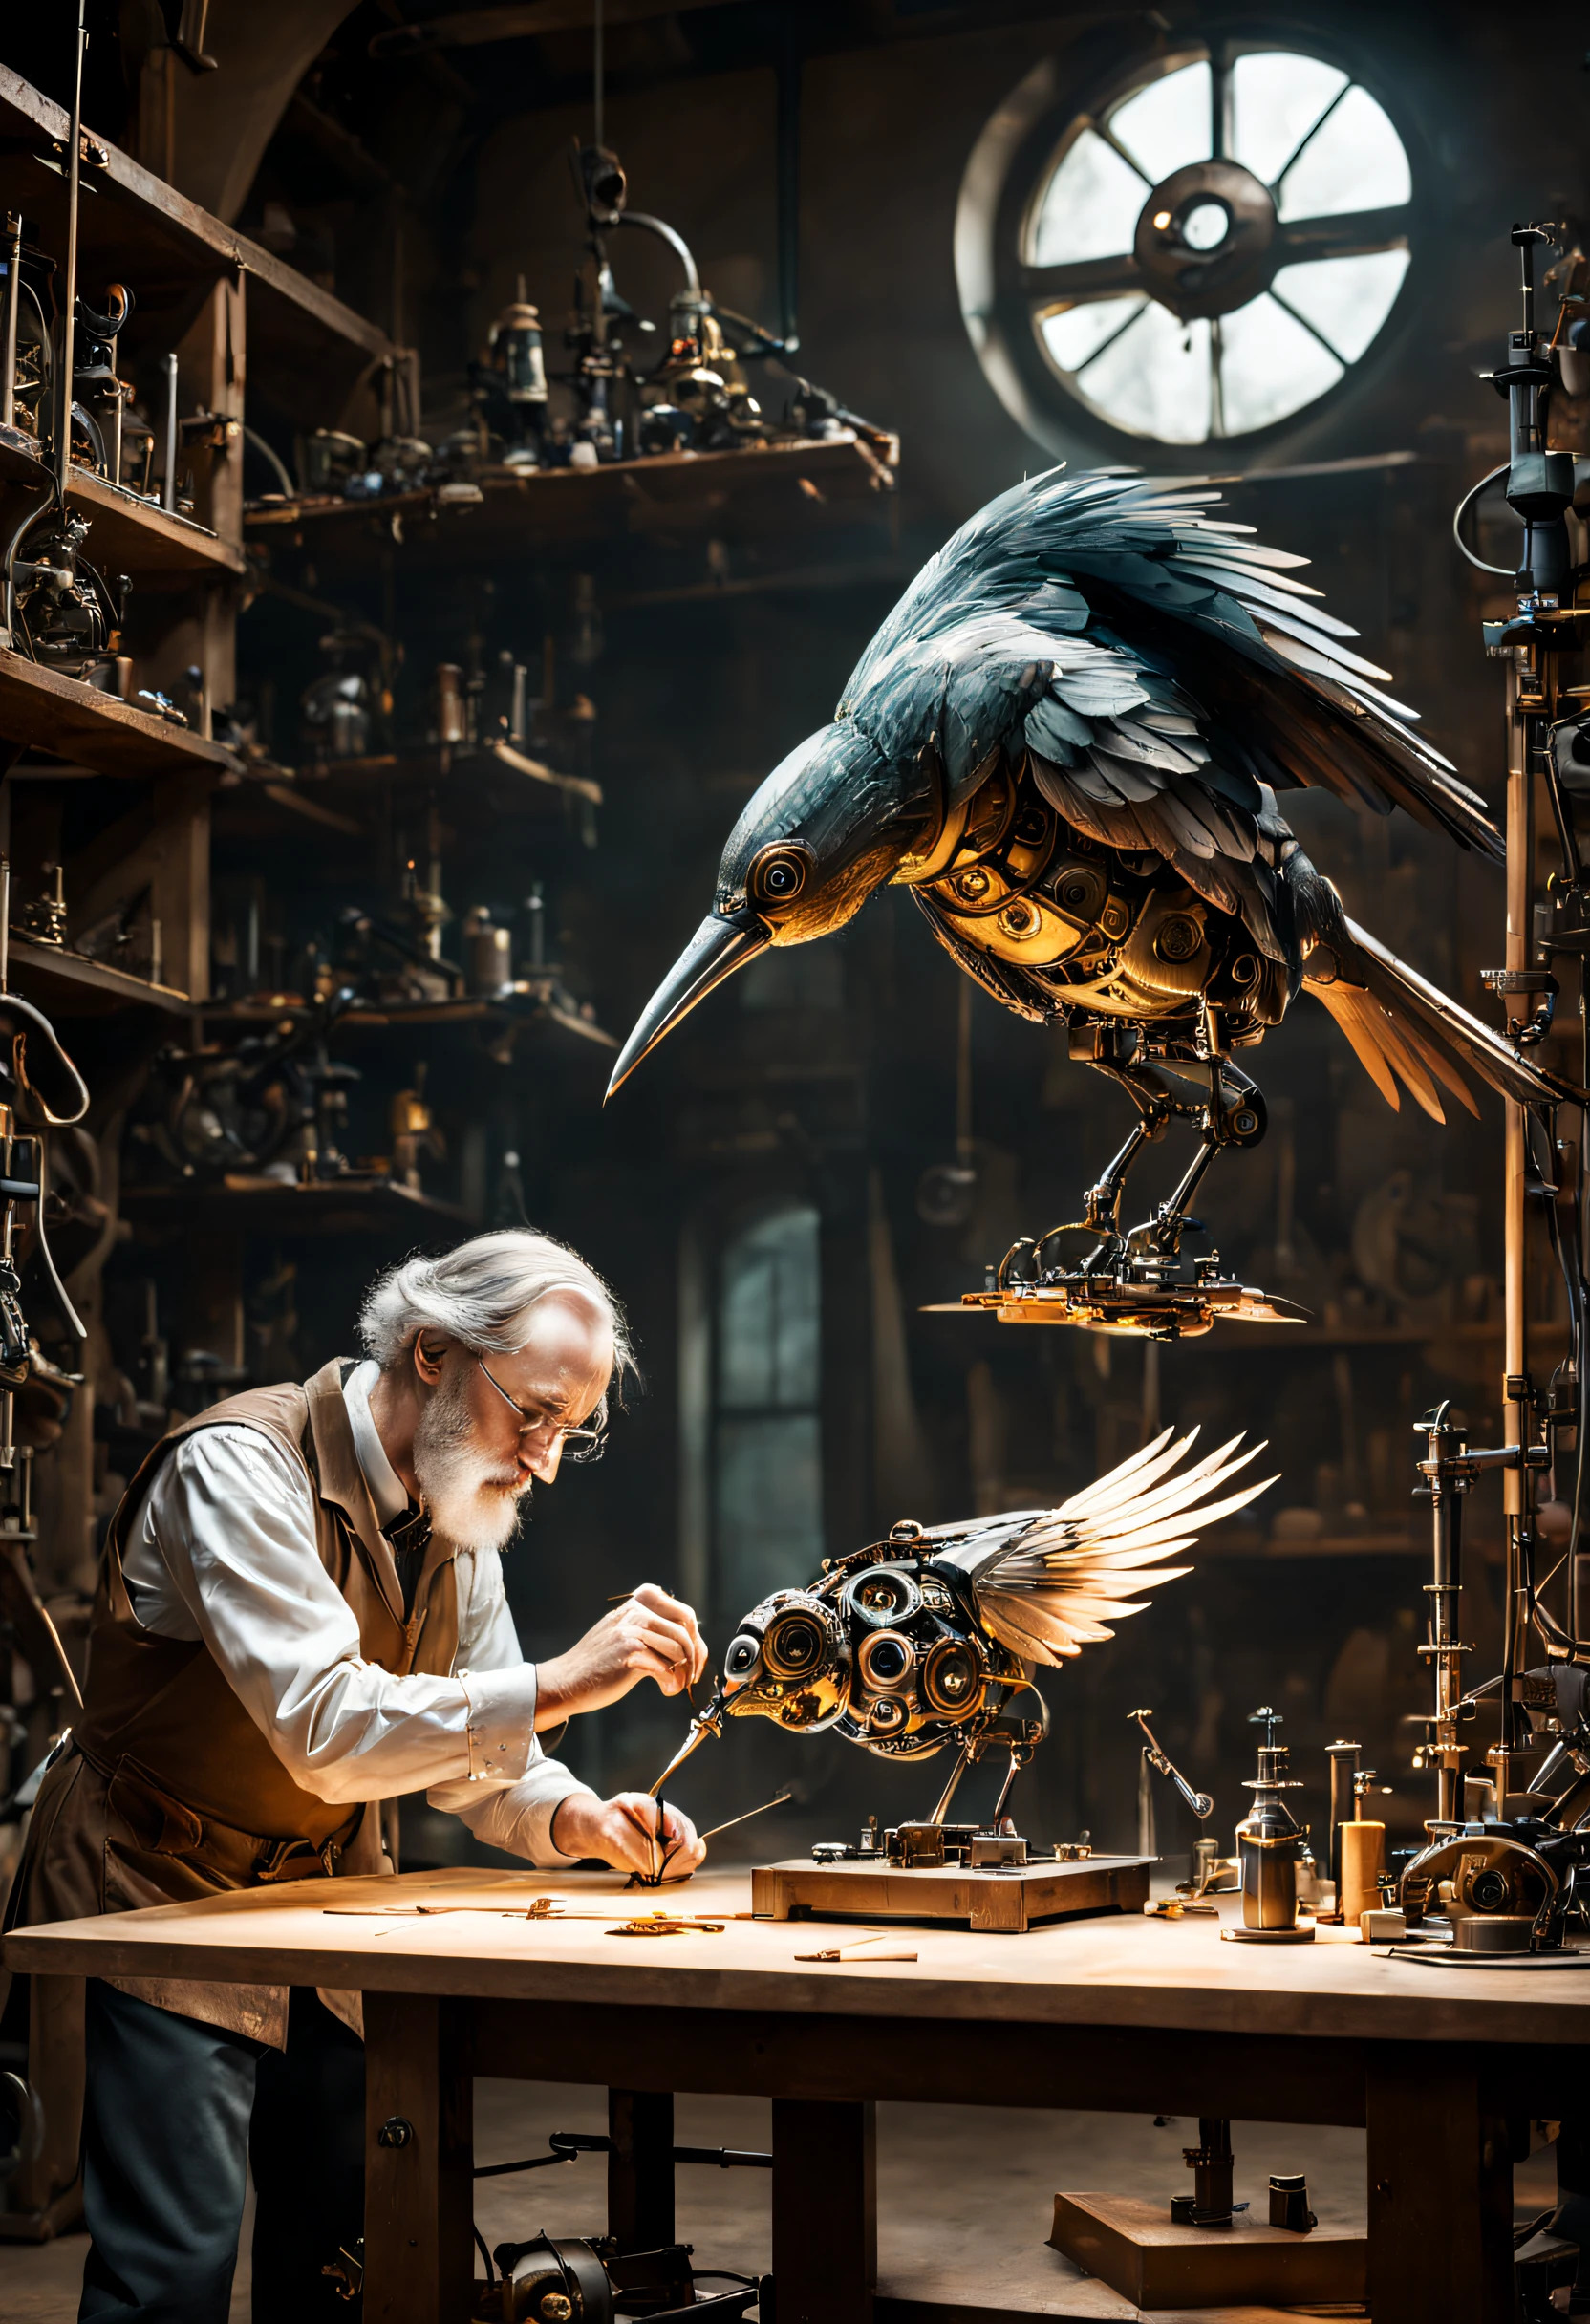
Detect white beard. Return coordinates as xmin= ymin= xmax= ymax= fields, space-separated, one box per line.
xmin=413 ymin=1364 xmax=528 ymax=1551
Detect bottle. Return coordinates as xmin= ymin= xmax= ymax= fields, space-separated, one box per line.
xmin=1235 ymin=1707 xmax=1307 ymax=1933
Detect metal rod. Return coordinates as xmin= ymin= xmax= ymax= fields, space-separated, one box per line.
xmin=696 ymin=1791 xmax=792 ymax=1845
xmin=1500 ymin=647 xmax=1536 ymax=1802
xmin=1 ymin=857 xmax=11 ymax=996
xmin=928 ymin=1744 xmax=974 ymax=1826
xmin=1325 ymin=1739 xmax=1360 ymax=1905
xmin=57 ymin=0 xmax=86 ymax=499
xmin=1419 ymin=1409 xmax=1471 ymax=1825
xmin=0 ymin=215 xmax=20 ymax=434
xmin=161 ymin=352 xmax=179 ymax=512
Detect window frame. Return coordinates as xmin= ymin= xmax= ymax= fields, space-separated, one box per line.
xmin=955 ymin=29 xmax=1426 ymax=463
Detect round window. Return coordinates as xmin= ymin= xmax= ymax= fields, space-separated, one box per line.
xmin=956 ymin=42 xmax=1415 ymax=450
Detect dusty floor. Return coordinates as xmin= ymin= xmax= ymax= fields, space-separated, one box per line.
xmin=0 ymin=2078 xmax=1563 ymax=2321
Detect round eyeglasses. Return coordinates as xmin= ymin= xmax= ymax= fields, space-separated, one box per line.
xmin=477 ymin=1357 xmax=607 ymax=1463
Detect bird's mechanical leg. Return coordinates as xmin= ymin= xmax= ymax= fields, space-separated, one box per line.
xmin=1124 ymin=1063 xmax=1267 ymax=1266
xmin=928 ymin=1741 xmax=978 ymax=1826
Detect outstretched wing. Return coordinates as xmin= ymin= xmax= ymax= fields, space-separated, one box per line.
xmin=842 ymin=469 xmax=1499 ymax=862
xmin=932 ymin=1429 xmax=1273 ymax=1667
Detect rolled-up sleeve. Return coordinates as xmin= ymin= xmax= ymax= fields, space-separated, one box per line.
xmin=431 ymin=1544 xmax=594 ymax=1866
xmin=142 ymin=1431 xmax=591 ymax=1863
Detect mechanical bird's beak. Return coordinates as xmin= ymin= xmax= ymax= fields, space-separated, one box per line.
xmin=606 ymin=911 xmax=770 ymax=1099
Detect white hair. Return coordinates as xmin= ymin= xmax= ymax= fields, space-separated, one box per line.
xmin=358 ymin=1229 xmax=635 ymax=1419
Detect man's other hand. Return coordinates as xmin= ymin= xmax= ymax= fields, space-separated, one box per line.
xmin=534 ymin=1583 xmax=707 ymax=1724
xmin=550 ymin=1791 xmax=706 ymax=1879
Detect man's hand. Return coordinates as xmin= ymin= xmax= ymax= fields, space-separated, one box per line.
xmin=550 ymin=1791 xmax=705 ymax=1880
xmin=535 ymin=1583 xmax=707 ymax=1725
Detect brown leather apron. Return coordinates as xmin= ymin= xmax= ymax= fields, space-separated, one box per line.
xmin=6 ymin=1358 xmax=460 ymax=2043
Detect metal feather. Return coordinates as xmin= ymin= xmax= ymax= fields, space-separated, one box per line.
xmin=932 ymin=1429 xmax=1273 ymax=1666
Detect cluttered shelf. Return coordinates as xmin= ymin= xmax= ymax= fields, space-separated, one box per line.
xmin=243 ymin=433 xmax=898 ymax=567
xmin=0 ymin=66 xmax=394 ymax=398
xmin=0 ymin=438 xmax=245 ymax=580
xmin=214 ymin=739 xmax=603 ymax=845
xmin=119 ymin=1177 xmax=477 ymax=1237
xmin=4 ymin=931 xmax=192 ymax=1016
xmin=0 ymin=649 xmax=236 ymax=778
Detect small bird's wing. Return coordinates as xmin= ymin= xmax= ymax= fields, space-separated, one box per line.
xmin=932 ymin=1430 xmax=1274 ymax=1666
xmin=842 ymin=469 xmax=1499 ymax=861
xmin=1304 ymin=916 xmax=1580 ymax=1118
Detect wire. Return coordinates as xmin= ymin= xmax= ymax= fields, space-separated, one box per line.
xmin=1451 ymin=463 xmax=1515 ymax=575
xmin=242 ymin=423 xmax=294 ymax=498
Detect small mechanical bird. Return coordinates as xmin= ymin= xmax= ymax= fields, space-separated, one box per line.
xmin=652 ymin=1427 xmax=1270 ymax=1817
xmin=611 ymin=470 xmax=1565 ymax=1328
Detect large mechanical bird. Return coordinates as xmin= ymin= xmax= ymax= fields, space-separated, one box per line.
xmin=611 ymin=470 xmax=1565 ymax=1331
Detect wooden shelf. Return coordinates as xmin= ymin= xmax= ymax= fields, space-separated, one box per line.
xmin=0 ymin=437 xmax=246 ymax=581
xmin=4 ymin=933 xmax=193 ymax=1016
xmin=0 ymin=68 xmax=394 ymax=422
xmin=0 ymin=650 xmax=238 ymax=779
xmin=245 ymin=435 xmax=899 ymax=568
xmin=202 ymin=986 xmax=618 ymax=1045
xmin=121 ymin=1178 xmax=476 ymax=1237
xmin=213 ymin=742 xmax=603 ymax=840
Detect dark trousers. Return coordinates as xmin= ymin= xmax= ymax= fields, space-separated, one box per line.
xmin=79 ymin=1979 xmax=365 ymax=2324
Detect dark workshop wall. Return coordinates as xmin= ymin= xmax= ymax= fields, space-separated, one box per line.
xmin=231 ymin=1 xmax=1590 ymax=1867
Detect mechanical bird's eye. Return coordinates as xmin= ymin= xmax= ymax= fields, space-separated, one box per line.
xmin=762 ymin=1606 xmax=828 ymax=1678
xmin=747 ymin=842 xmax=812 ymax=908
xmin=724 ymin=1631 xmax=763 ymax=1680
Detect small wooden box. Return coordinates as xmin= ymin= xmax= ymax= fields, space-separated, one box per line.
xmin=751 ymin=1853 xmax=1152 ymax=1933
xmin=1049 ymin=2190 xmax=1367 ymax=2310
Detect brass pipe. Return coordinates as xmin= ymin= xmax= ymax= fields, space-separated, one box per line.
xmin=1498 ymin=649 xmax=1536 ymax=1803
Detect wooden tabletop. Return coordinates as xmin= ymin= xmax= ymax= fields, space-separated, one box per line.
xmin=11 ymin=1865 xmax=1590 ymax=2049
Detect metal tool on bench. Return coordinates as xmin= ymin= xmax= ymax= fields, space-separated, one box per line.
xmin=1225 ymin=1708 xmax=1313 ymax=1943
xmin=1131 ymin=1705 xmax=1214 ymax=1864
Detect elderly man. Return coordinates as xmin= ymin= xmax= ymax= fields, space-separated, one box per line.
xmin=7 ymin=1228 xmax=706 ymax=2324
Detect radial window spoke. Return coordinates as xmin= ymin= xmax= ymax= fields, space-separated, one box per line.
xmin=1278 ymin=83 xmax=1410 ymax=220
xmin=1217 ymin=293 xmax=1344 ymax=433
xmin=1230 ymin=53 xmax=1348 ymax=188
xmin=1271 ymin=250 xmax=1410 ymax=363
xmin=1076 ymin=305 xmax=1213 ymax=444
xmin=1041 ymin=297 xmax=1150 ymax=373
xmin=1110 ymin=61 xmax=1213 ymax=183
xmin=1031 ymin=128 xmax=1147 ymax=267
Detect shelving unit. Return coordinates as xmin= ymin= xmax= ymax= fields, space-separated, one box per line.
xmin=120 ymin=1178 xmax=476 ymax=1236
xmin=0 ymin=439 xmax=247 ymax=580
xmin=245 ymin=432 xmax=898 ymax=565
xmin=4 ymin=932 xmax=192 ymax=1017
xmin=0 ymin=67 xmax=395 ymax=425
xmin=0 ymin=652 xmax=238 ymax=781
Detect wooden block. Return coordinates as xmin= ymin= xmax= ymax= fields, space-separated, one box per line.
xmin=1048 ymin=2191 xmax=1367 ymax=2311
xmin=752 ymin=1855 xmax=1152 ymax=1932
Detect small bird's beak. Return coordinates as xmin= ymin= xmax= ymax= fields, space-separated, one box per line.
xmin=606 ymin=912 xmax=770 ymax=1099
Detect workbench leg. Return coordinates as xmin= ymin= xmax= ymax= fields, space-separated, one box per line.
xmin=1366 ymin=2044 xmax=1512 ymax=2323
xmin=608 ymin=2087 xmax=675 ymax=2249
xmin=363 ymin=1993 xmax=473 ymax=2324
xmin=772 ymin=2098 xmax=875 ymax=2324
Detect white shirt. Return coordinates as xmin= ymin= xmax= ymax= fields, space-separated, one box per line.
xmin=118 ymin=1359 xmax=593 ymax=1865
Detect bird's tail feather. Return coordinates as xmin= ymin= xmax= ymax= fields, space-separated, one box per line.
xmin=1306 ymin=918 xmax=1578 ymax=1118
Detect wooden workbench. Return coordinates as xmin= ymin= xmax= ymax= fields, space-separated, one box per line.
xmin=9 ymin=1864 xmax=1586 ymax=2324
